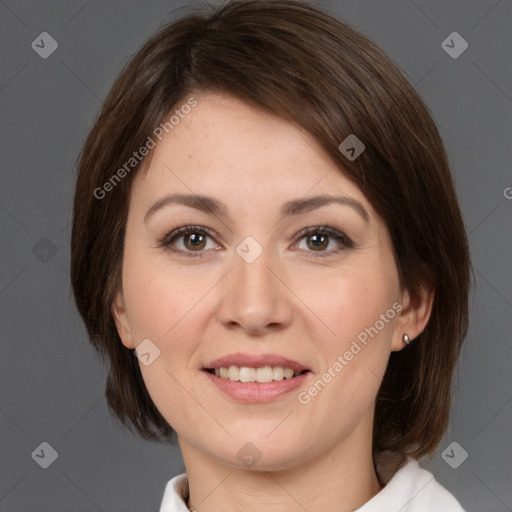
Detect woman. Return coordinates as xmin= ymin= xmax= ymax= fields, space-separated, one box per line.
xmin=70 ymin=1 xmax=471 ymax=510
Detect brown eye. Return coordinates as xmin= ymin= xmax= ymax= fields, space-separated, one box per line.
xmin=160 ymin=225 xmax=220 ymax=257
xmin=294 ymin=226 xmax=354 ymax=256
xmin=183 ymin=232 xmax=207 ymax=251
xmin=306 ymin=233 xmax=329 ymax=251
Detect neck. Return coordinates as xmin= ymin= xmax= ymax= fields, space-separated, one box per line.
xmin=180 ymin=416 xmax=383 ymax=512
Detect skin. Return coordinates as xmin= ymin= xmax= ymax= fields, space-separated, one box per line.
xmin=113 ymin=91 xmax=434 ymax=512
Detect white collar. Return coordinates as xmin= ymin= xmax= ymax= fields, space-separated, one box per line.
xmin=158 ymin=453 xmax=466 ymax=511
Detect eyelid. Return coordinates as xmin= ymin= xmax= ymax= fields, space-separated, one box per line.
xmin=158 ymin=225 xmax=221 ymax=256
xmin=159 ymin=224 xmax=354 ymax=256
xmin=293 ymin=225 xmax=354 ymax=247
xmin=290 ymin=225 xmax=355 ymax=256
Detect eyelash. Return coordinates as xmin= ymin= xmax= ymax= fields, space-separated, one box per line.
xmin=158 ymin=225 xmax=355 ymax=258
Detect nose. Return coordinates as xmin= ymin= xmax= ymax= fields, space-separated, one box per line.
xmin=216 ymin=245 xmax=294 ymax=335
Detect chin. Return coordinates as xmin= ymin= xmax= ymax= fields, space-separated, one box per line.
xmin=200 ymin=433 xmax=302 ymax=470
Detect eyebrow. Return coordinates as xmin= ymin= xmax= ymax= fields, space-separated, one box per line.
xmin=143 ymin=193 xmax=370 ymax=223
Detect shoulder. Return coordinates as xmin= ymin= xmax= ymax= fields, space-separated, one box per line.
xmin=356 ymin=453 xmax=466 ymax=512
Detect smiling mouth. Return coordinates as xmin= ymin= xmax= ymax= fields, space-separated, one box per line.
xmin=203 ymin=366 xmax=310 ymax=383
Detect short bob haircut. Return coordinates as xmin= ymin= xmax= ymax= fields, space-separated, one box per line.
xmin=71 ymin=0 xmax=471 ymax=460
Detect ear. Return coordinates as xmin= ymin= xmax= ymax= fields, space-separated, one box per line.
xmin=391 ymin=284 xmax=435 ymax=352
xmin=112 ymin=289 xmax=136 ymax=349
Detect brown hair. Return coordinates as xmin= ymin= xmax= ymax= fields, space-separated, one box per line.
xmin=71 ymin=0 xmax=472 ymax=460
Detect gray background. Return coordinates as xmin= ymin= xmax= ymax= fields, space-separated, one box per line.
xmin=0 ymin=0 xmax=511 ymax=511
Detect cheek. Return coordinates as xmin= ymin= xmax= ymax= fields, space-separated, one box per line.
xmin=304 ymin=268 xmax=395 ymax=343
xmin=121 ymin=247 xmax=209 ymax=342
xmin=298 ymin=263 xmax=397 ymax=396
xmin=121 ymin=255 xmax=211 ymax=427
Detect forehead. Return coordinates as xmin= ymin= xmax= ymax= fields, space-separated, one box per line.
xmin=134 ymin=92 xmax=373 ymax=219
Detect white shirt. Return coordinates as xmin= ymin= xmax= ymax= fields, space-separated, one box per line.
xmin=158 ymin=454 xmax=466 ymax=511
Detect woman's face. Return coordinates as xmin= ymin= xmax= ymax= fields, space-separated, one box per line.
xmin=114 ymin=92 xmax=414 ymax=470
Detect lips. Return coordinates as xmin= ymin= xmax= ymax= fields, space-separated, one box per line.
xmin=203 ymin=352 xmax=311 ymax=372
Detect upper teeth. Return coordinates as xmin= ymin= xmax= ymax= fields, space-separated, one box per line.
xmin=213 ymin=365 xmax=302 ymax=382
